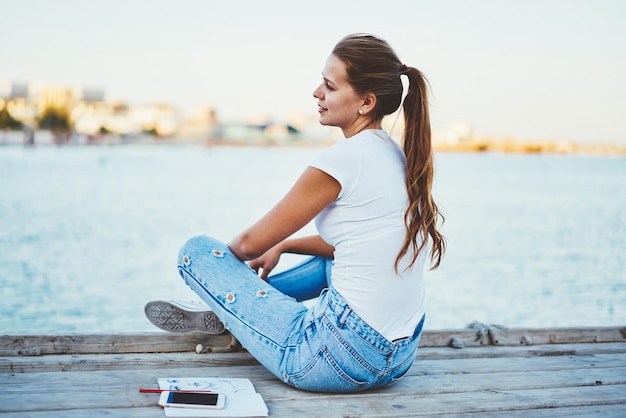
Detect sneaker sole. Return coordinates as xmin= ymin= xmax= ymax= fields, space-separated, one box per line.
xmin=144 ymin=301 xmax=225 ymax=334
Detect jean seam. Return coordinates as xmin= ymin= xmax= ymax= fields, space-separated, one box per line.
xmin=321 ymin=314 xmax=380 ymax=375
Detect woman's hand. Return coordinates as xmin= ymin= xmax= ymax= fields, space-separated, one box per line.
xmin=248 ymin=245 xmax=283 ymax=280
xmin=248 ymin=235 xmax=334 ymax=281
xmin=247 ymin=235 xmax=335 ymax=281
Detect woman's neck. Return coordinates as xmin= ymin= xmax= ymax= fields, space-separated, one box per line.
xmin=342 ymin=120 xmax=383 ymax=138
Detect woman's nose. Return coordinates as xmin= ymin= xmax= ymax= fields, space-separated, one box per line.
xmin=313 ymin=84 xmax=323 ymax=99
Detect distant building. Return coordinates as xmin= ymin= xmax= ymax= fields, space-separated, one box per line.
xmin=0 ymin=81 xmax=28 ymax=99
xmin=38 ymin=87 xmax=74 ymax=114
xmin=80 ymin=88 xmax=105 ymax=103
xmin=176 ymin=106 xmax=218 ymax=139
xmin=0 ymin=81 xmax=37 ymax=124
xmin=433 ymin=121 xmax=474 ymax=146
xmin=0 ymin=80 xmax=186 ymax=137
xmin=210 ymin=121 xmax=301 ymax=144
xmin=129 ymin=104 xmax=179 ymax=137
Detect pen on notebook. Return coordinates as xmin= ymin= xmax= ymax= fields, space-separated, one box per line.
xmin=139 ymin=388 xmax=212 ymax=393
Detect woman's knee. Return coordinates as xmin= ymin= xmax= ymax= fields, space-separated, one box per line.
xmin=178 ymin=235 xmax=256 ymax=288
xmin=178 ymin=235 xmax=227 ymax=263
xmin=177 ymin=235 xmax=221 ymax=281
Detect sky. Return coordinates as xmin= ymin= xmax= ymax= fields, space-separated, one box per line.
xmin=2 ymin=0 xmax=625 ymax=144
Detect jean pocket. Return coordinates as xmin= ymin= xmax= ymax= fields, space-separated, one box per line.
xmin=389 ymin=363 xmax=412 ymax=385
xmin=287 ymin=346 xmax=369 ymax=393
xmin=387 ymin=350 xmax=417 ymax=387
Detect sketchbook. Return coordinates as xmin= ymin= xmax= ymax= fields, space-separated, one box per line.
xmin=157 ymin=377 xmax=268 ymax=417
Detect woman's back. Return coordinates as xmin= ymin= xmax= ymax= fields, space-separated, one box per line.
xmin=312 ymin=129 xmax=428 ymax=341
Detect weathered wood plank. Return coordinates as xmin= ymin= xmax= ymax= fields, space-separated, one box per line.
xmin=0 ymin=351 xmax=259 ymax=373
xmin=0 ymin=332 xmax=238 ymax=356
xmin=7 ymin=350 xmax=624 ymax=380
xmin=420 ymin=329 xmax=492 ymax=347
xmin=3 ymin=343 xmax=625 ymax=374
xmin=410 ymin=351 xmax=626 ymax=376
xmin=440 ymin=403 xmax=626 ymax=418
xmin=489 ymin=326 xmax=626 ymax=346
xmin=2 ymin=403 xmax=626 ymax=418
xmin=263 ymin=385 xmax=626 ymax=416
xmin=0 ymin=349 xmax=626 ymax=375
xmin=415 ymin=342 xmax=626 ymax=360
xmin=0 ymin=408 xmax=167 ymax=418
xmin=1 ymin=327 xmax=623 ymax=356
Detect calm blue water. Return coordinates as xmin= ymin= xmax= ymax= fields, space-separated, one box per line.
xmin=1 ymin=145 xmax=624 ymax=334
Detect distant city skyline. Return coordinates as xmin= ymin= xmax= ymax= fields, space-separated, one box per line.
xmin=2 ymin=0 xmax=625 ymax=144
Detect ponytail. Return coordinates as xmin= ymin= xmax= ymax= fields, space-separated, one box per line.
xmin=395 ymin=66 xmax=446 ymax=272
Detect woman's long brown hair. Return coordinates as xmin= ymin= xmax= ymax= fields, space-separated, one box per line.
xmin=332 ymin=34 xmax=446 ymax=271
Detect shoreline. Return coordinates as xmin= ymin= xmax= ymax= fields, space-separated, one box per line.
xmin=2 ymin=129 xmax=625 ymax=156
xmin=434 ymin=138 xmax=626 ymax=156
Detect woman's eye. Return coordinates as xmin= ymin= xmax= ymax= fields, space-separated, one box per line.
xmin=325 ymin=82 xmax=334 ymax=91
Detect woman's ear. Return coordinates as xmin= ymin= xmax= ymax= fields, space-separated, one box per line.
xmin=360 ymin=93 xmax=377 ymax=115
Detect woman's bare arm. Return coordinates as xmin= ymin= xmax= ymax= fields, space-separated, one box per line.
xmin=228 ymin=166 xmax=340 ymax=261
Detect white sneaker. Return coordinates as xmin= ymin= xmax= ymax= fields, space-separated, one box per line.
xmin=144 ymin=299 xmax=225 ymax=334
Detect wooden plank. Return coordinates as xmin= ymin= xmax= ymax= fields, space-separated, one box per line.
xmin=410 ymin=352 xmax=626 ymax=376
xmin=0 ymin=332 xmax=238 ymax=356
xmin=0 ymin=351 xmax=259 ymax=373
xmin=5 ymin=340 xmax=620 ymax=366
xmin=2 ymin=327 xmax=622 ymax=356
xmin=0 ymin=408 xmax=165 ymax=418
xmin=394 ymin=367 xmax=626 ymax=394
xmin=2 ymin=343 xmax=625 ymax=374
xmin=416 ymin=342 xmax=626 ymax=360
xmin=419 ymin=329 xmax=492 ymax=348
xmin=8 ymin=350 xmax=625 ymax=378
xmin=417 ymin=324 xmax=626 ymax=348
xmin=489 ymin=327 xmax=626 ymax=346
xmin=1 ymin=365 xmax=277 ymax=395
xmin=263 ymin=385 xmax=626 ymax=416
xmin=440 ymin=403 xmax=626 ymax=418
xmin=2 ymin=403 xmax=626 ymax=418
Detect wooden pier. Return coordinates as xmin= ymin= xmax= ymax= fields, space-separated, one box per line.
xmin=1 ymin=326 xmax=625 ymax=417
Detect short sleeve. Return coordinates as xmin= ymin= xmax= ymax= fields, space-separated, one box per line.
xmin=309 ymin=140 xmax=360 ymax=199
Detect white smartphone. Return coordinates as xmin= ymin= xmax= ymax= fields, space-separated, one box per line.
xmin=158 ymin=391 xmax=225 ymax=410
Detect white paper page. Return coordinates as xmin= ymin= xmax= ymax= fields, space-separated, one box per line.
xmin=158 ymin=377 xmax=257 ymax=394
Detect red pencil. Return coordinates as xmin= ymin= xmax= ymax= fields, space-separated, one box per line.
xmin=139 ymin=388 xmax=212 ymax=393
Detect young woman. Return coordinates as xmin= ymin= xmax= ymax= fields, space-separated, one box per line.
xmin=146 ymin=34 xmax=445 ymax=392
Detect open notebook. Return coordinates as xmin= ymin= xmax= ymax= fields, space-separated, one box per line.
xmin=157 ymin=377 xmax=268 ymax=417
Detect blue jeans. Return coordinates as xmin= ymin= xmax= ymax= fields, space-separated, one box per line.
xmin=177 ymin=235 xmax=424 ymax=393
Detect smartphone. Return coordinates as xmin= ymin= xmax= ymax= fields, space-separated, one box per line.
xmin=158 ymin=391 xmax=225 ymax=410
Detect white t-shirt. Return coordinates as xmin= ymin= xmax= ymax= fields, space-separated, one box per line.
xmin=310 ymin=129 xmax=428 ymax=342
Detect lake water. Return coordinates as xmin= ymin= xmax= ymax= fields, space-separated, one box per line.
xmin=1 ymin=144 xmax=624 ymax=334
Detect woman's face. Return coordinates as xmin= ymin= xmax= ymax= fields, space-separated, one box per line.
xmin=313 ymin=54 xmax=364 ymax=137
